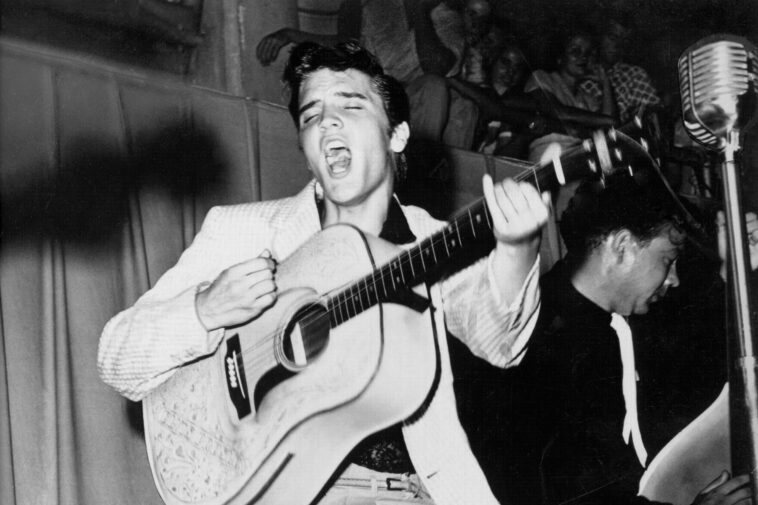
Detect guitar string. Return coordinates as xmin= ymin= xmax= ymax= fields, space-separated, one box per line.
xmin=233 ymin=161 xmax=551 ymax=368
xmin=234 ymin=129 xmax=643 ymax=369
xmin=237 ymin=128 xmax=669 ymax=374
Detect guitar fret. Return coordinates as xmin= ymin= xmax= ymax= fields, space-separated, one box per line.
xmin=392 ymin=259 xmax=405 ymax=286
xmin=441 ymin=228 xmax=451 ymax=257
xmin=361 ymin=279 xmax=374 ymax=310
xmin=467 ymin=208 xmax=477 ymax=238
xmin=418 ymin=244 xmax=427 ymax=271
xmin=406 ymin=249 xmax=416 ymax=279
xmin=349 ymin=285 xmax=358 ymax=316
xmin=366 ymin=275 xmax=379 ymax=304
xmin=454 ymin=220 xmax=463 ymax=247
xmin=338 ymin=293 xmax=348 ymax=322
xmin=386 ymin=265 xmax=397 ymax=292
xmin=329 ymin=298 xmax=341 ymax=326
xmin=428 ymin=239 xmax=438 ymax=264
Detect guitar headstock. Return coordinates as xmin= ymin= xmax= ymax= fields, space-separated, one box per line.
xmin=576 ymin=123 xmax=661 ymax=187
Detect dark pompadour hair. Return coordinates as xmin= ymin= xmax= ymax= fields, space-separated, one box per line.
xmin=560 ymin=174 xmax=684 ymax=259
xmin=282 ymin=41 xmax=410 ymax=132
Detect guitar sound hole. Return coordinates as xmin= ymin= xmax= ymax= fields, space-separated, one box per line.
xmin=281 ymin=303 xmax=330 ymax=368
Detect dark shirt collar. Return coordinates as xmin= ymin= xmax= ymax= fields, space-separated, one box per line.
xmin=316 ymin=194 xmax=416 ymax=246
xmin=379 ymin=195 xmax=416 ymax=245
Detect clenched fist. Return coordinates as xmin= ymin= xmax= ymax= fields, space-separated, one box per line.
xmin=195 ymin=250 xmax=278 ymax=330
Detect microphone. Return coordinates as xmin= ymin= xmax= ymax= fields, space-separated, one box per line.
xmin=678 ymin=34 xmax=758 ymax=150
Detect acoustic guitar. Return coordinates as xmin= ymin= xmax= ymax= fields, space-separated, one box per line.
xmin=142 ymin=129 xmax=643 ymax=505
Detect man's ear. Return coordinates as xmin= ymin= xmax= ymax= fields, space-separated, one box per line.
xmin=609 ymin=229 xmax=635 ymax=264
xmin=390 ymin=122 xmax=410 ymax=153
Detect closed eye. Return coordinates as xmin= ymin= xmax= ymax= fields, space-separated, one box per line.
xmin=301 ymin=112 xmax=319 ymax=126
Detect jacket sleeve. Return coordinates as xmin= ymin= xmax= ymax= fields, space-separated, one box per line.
xmin=97 ymin=206 xmax=268 ymax=401
xmin=402 ymin=203 xmax=541 ymax=368
xmin=441 ymin=252 xmax=541 ymax=368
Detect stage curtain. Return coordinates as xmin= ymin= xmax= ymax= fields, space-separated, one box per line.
xmin=0 ymin=37 xmax=307 ymax=505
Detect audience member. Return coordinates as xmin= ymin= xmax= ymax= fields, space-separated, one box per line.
xmin=524 ymin=27 xmax=615 ymax=163
xmin=445 ymin=41 xmax=534 ymax=158
xmin=453 ymin=173 xmax=756 ymax=505
xmin=582 ymin=11 xmax=662 ymax=125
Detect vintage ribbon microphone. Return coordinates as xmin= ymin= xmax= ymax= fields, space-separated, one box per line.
xmin=679 ymin=34 xmax=758 ymax=495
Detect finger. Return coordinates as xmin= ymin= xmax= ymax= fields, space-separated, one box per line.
xmin=257 ymin=38 xmax=272 ymax=62
xmin=256 ymin=39 xmax=265 ymax=61
xmin=228 ymin=257 xmax=276 ymax=277
xmin=501 ymin=180 xmax=531 ymax=214
xmin=521 ymin=186 xmax=551 ymax=226
xmin=494 ymin=179 xmax=520 ymax=222
xmin=702 ymin=470 xmax=730 ymax=494
xmin=251 ymin=292 xmax=278 ymax=312
xmin=716 ymin=474 xmax=751 ymax=495
xmin=245 ymin=270 xmax=276 ymax=290
xmin=483 ymin=174 xmax=509 ymax=232
xmin=541 ymin=191 xmax=552 ymax=213
xmin=259 ymin=40 xmax=275 ymax=65
xmin=720 ymin=487 xmax=752 ymax=505
xmin=249 ymin=278 xmax=277 ymax=298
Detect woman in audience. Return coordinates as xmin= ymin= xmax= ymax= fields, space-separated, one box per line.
xmin=524 ymin=27 xmax=615 ymax=163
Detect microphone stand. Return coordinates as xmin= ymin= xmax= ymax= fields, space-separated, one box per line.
xmin=721 ymin=126 xmax=758 ymax=498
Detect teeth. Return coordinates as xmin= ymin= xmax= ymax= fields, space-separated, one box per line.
xmin=325 ymin=146 xmax=351 ymax=173
xmin=326 ymin=146 xmax=347 ymax=157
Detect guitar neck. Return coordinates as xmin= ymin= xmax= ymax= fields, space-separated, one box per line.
xmin=328 ymin=131 xmax=624 ymax=327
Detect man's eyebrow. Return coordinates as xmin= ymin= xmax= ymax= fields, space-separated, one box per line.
xmin=298 ymin=99 xmax=319 ymax=117
xmin=335 ymin=91 xmax=369 ymax=100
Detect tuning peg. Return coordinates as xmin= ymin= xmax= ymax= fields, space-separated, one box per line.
xmin=609 ymin=128 xmax=617 ymax=142
xmin=628 ymin=164 xmax=634 ymax=177
xmin=613 ymin=148 xmax=623 ymax=162
xmin=640 ymin=137 xmax=649 ymax=152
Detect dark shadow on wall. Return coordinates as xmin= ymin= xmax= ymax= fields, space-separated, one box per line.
xmin=2 ymin=122 xmax=228 ymax=248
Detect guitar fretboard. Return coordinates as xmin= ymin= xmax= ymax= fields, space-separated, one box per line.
xmin=327 ymin=199 xmax=494 ymax=327
xmin=326 ymin=131 xmax=626 ymax=328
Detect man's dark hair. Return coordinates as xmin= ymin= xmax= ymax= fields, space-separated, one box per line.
xmin=560 ymin=174 xmax=684 ymax=260
xmin=282 ymin=41 xmax=410 ymax=132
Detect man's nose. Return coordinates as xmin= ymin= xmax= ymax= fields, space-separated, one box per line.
xmin=665 ymin=262 xmax=680 ymax=288
xmin=319 ymin=106 xmax=342 ymax=129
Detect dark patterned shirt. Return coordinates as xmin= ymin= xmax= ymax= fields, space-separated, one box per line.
xmin=581 ymin=62 xmax=661 ymax=124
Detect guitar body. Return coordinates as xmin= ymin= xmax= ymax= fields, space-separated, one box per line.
xmin=142 ymin=225 xmax=438 ymax=505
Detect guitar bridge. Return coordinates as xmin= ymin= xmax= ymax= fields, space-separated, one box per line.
xmin=224 ymin=334 xmax=252 ymax=419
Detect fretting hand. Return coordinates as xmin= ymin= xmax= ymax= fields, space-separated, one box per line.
xmin=717 ymin=211 xmax=758 ymax=280
xmin=483 ymin=175 xmax=550 ymax=249
xmin=195 ymin=250 xmax=278 ymax=330
xmin=483 ymin=174 xmax=550 ymax=305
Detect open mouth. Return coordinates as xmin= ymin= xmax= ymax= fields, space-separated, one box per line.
xmin=325 ymin=141 xmax=352 ymax=175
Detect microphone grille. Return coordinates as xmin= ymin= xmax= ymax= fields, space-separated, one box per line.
xmin=678 ymin=34 xmax=758 ymax=149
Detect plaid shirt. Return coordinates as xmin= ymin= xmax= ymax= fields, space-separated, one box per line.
xmin=582 ymin=62 xmax=661 ymax=123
